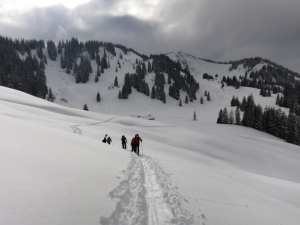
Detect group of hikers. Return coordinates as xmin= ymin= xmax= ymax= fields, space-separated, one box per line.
xmin=102 ymin=134 xmax=143 ymax=156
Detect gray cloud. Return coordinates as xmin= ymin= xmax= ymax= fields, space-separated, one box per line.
xmin=0 ymin=0 xmax=299 ymax=73
xmin=153 ymin=0 xmax=300 ymax=72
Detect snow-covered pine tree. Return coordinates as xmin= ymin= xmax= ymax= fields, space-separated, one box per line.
xmin=217 ymin=109 xmax=223 ymax=124
xmin=193 ymin=111 xmax=197 ymax=121
xmin=231 ymin=96 xmax=236 ymax=106
xmin=118 ymin=90 xmax=122 ymax=99
xmin=185 ymin=95 xmax=188 ymax=104
xmin=200 ymin=97 xmax=203 ymax=104
xmin=43 ymin=54 xmax=47 ymax=64
xmin=179 ymin=99 xmax=182 ymax=107
xmin=151 ymin=86 xmax=155 ymax=99
xmin=223 ymin=107 xmax=229 ymax=124
xmin=114 ymin=76 xmax=118 ymax=87
xmin=97 ymin=92 xmax=101 ymax=102
xmin=253 ymin=104 xmax=263 ymax=130
xmin=83 ymin=104 xmax=89 ymax=111
xmin=207 ymin=92 xmax=211 ymax=101
xmin=97 ymin=66 xmax=100 ymax=77
xmin=235 ymin=107 xmax=241 ymax=125
xmin=47 ymin=87 xmax=55 ymax=102
xmin=240 ymin=96 xmax=247 ymax=111
xmin=286 ymin=112 xmax=297 ymax=144
xmin=229 ymin=109 xmax=234 ymax=124
xmin=47 ymin=40 xmax=57 ymax=61
xmin=148 ymin=61 xmax=152 ymax=73
xmin=276 ymin=94 xmax=280 ymax=105
xmin=235 ymin=97 xmax=240 ymax=107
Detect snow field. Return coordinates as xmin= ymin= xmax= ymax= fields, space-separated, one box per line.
xmin=1 ymin=46 xmax=300 ymax=225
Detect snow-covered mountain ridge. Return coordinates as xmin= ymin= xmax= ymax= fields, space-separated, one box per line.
xmin=167 ymin=51 xmax=300 ymax=79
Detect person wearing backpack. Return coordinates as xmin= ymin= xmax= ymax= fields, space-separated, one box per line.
xmin=133 ymin=134 xmax=142 ymax=156
xmin=131 ymin=137 xmax=136 ymax=152
xmin=102 ymin=134 xmax=107 ymax=143
xmin=107 ymin=136 xmax=112 ymax=145
xmin=121 ymin=135 xmax=127 ymax=149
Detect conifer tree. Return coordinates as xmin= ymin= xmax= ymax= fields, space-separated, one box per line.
xmin=37 ymin=47 xmax=43 ymax=59
xmin=114 ymin=76 xmax=118 ymax=87
xmin=148 ymin=61 xmax=152 ymax=73
xmin=122 ymin=84 xmax=129 ymax=99
xmin=47 ymin=87 xmax=54 ymax=102
xmin=217 ymin=109 xmax=223 ymax=124
xmin=94 ymin=74 xmax=99 ymax=82
xmin=185 ymin=95 xmax=188 ymax=104
xmin=236 ymin=97 xmax=240 ymax=107
xmin=96 ymin=53 xmax=100 ymax=66
xmin=179 ymin=99 xmax=182 ymax=107
xmin=207 ymin=92 xmax=211 ymax=101
xmin=200 ymin=97 xmax=203 ymax=104
xmin=151 ymin=86 xmax=156 ymax=99
xmin=97 ymin=92 xmax=101 ymax=102
xmin=235 ymin=107 xmax=241 ymax=125
xmin=39 ymin=59 xmax=45 ymax=69
xmin=118 ymin=90 xmax=122 ymax=99
xmin=168 ymin=76 xmax=171 ymax=84
xmin=286 ymin=112 xmax=297 ymax=144
xmin=61 ymin=54 xmax=66 ymax=69
xmin=231 ymin=96 xmax=236 ymax=106
xmin=223 ymin=107 xmax=229 ymax=124
xmin=204 ymin=90 xmax=207 ymax=96
xmin=229 ymin=109 xmax=234 ymax=124
xmin=276 ymin=94 xmax=280 ymax=105
xmin=241 ymin=96 xmax=247 ymax=111
xmin=193 ymin=111 xmax=197 ymax=121
xmin=83 ymin=104 xmax=89 ymax=111
xmin=43 ymin=54 xmax=47 ymax=64
xmin=97 ymin=66 xmax=100 ymax=77
xmin=116 ymin=66 xmax=118 ymax=72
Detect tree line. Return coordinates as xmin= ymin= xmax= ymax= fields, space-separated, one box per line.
xmin=217 ymin=94 xmax=300 ymax=146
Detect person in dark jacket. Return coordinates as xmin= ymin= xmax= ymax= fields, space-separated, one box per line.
xmin=102 ymin=134 xmax=107 ymax=143
xmin=121 ymin=135 xmax=127 ymax=149
xmin=131 ymin=137 xmax=136 ymax=152
xmin=107 ymin=136 xmax=112 ymax=145
xmin=133 ymin=134 xmax=142 ymax=156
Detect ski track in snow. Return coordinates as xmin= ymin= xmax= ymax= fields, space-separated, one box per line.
xmin=70 ymin=125 xmax=82 ymax=135
xmin=100 ymin=154 xmax=194 ymax=225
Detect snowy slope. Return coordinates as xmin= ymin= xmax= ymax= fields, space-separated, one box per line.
xmin=166 ymin=51 xmax=267 ymax=78
xmin=1 ymin=83 xmax=300 ymax=225
xmin=39 ymin=47 xmax=288 ymax=127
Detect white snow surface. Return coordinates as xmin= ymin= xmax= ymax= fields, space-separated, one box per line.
xmin=0 ymin=48 xmax=300 ymax=225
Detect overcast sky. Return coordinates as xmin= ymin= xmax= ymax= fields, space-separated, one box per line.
xmin=1 ymin=0 xmax=299 ymax=73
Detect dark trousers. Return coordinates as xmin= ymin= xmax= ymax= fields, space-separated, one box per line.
xmin=135 ymin=144 xmax=140 ymax=155
xmin=122 ymin=142 xmax=126 ymax=149
xmin=131 ymin=143 xmax=135 ymax=152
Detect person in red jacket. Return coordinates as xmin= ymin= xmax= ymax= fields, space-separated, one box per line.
xmin=133 ymin=134 xmax=142 ymax=156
